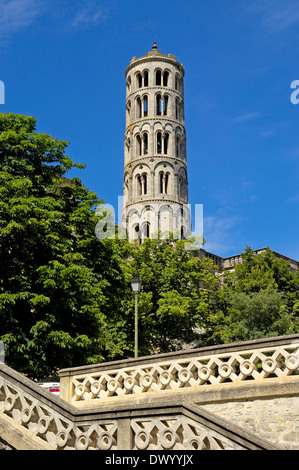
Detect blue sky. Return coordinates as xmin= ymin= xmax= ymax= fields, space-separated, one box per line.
xmin=0 ymin=0 xmax=299 ymax=260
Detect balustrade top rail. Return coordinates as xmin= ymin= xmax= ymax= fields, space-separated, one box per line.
xmin=58 ymin=335 xmax=299 ymax=405
xmin=59 ymin=334 xmax=299 ymax=376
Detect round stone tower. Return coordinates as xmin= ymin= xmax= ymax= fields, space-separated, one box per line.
xmin=122 ymin=42 xmax=191 ymax=242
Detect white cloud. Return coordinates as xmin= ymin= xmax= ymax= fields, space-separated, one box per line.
xmin=245 ymin=0 xmax=299 ymax=34
xmin=260 ymin=2 xmax=299 ymax=32
xmin=0 ymin=0 xmax=43 ymax=37
xmin=233 ymin=112 xmax=260 ymax=124
xmin=71 ymin=4 xmax=104 ymax=29
xmin=0 ymin=1 xmax=108 ymax=41
xmin=287 ymin=193 xmax=299 ymax=204
xmin=201 ymin=215 xmax=244 ymax=256
xmin=260 ymin=129 xmax=275 ymax=138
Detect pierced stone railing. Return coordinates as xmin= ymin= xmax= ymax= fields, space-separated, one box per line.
xmin=0 ymin=362 xmax=279 ymax=450
xmin=59 ymin=334 xmax=299 ymax=406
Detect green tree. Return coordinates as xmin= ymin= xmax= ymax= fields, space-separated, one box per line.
xmin=2 ymin=114 xmax=298 ymax=377
xmin=112 ymin=235 xmax=221 ymax=355
xmin=0 ymin=113 xmax=124 ymax=378
xmin=204 ymin=247 xmax=299 ymax=344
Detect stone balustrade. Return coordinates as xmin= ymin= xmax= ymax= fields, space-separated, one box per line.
xmin=59 ymin=334 xmax=299 ymax=406
xmin=1 ymin=334 xmax=299 ymax=450
xmin=0 ymin=361 xmax=278 ymax=450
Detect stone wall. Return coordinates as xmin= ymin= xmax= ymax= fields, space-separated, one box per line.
xmin=202 ymin=396 xmax=299 ymax=450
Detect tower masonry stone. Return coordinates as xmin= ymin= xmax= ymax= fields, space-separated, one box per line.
xmin=122 ymin=43 xmax=191 ymax=242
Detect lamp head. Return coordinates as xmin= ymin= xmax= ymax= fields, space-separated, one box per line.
xmin=130 ymin=276 xmax=141 ymax=294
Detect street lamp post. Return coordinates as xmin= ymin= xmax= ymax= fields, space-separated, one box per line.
xmin=130 ymin=276 xmax=141 ymax=358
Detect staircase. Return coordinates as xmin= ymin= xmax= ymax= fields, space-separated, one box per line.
xmin=1 ymin=334 xmax=299 ymax=450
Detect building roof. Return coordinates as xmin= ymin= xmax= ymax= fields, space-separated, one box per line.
xmin=126 ymin=41 xmax=184 ymax=75
xmin=200 ymin=247 xmax=299 ymax=272
xmin=141 ymin=41 xmax=169 ymax=59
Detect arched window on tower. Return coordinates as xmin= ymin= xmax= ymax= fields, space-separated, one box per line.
xmin=136 ymin=173 xmax=147 ymax=195
xmin=136 ymin=175 xmax=142 ymax=196
xmin=163 ymin=71 xmax=169 ymax=87
xmin=126 ymin=100 xmax=131 ymax=122
xmin=163 ymin=95 xmax=168 ymax=116
xmin=178 ymin=170 xmax=187 ymax=200
xmin=126 ymin=76 xmax=131 ymax=93
xmin=157 ymin=132 xmax=162 ymax=154
xmin=144 ymin=71 xmax=149 ymax=87
xmin=159 ymin=172 xmax=164 ymax=193
xmin=134 ymin=224 xmax=141 ymax=245
xmin=179 ymin=175 xmax=183 ymax=198
xmin=175 ymin=98 xmax=180 ymax=120
xmin=175 ymin=74 xmax=182 ymax=92
xmin=176 ymin=135 xmax=181 ymax=158
xmin=136 ymin=73 xmax=142 ymax=89
xmin=165 ymin=173 xmax=169 ymax=194
xmin=156 ymin=132 xmax=169 ymax=155
xmin=156 ymin=94 xmax=162 ymax=116
xmin=140 ymin=222 xmax=150 ymax=243
xmin=136 ymin=135 xmax=142 ymax=156
xmin=143 ymin=133 xmax=148 ymax=155
xmin=143 ymin=95 xmax=148 ymax=117
xmin=164 ymin=133 xmax=169 ymax=155
xmin=142 ymin=173 xmax=147 ymax=195
xmin=142 ymin=222 xmax=150 ymax=239
xmin=136 ymin=97 xmax=142 ymax=119
xmin=125 ymin=136 xmax=131 ymax=161
xmin=156 ymin=70 xmax=162 ymax=86
xmin=159 ymin=171 xmax=169 ymax=194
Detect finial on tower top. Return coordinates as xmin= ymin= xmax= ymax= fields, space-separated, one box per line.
xmin=152 ymin=40 xmax=157 ymax=50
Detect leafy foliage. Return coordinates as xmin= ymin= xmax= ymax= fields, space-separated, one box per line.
xmin=203 ymin=247 xmax=299 ymax=344
xmin=112 ymin=236 xmax=220 ymax=355
xmin=1 ymin=114 xmax=298 ymax=379
xmin=0 ymin=113 xmax=123 ymax=378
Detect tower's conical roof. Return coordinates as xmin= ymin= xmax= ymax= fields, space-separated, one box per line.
xmin=140 ymin=41 xmax=169 ymax=59
xmin=126 ymin=42 xmax=184 ymax=75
